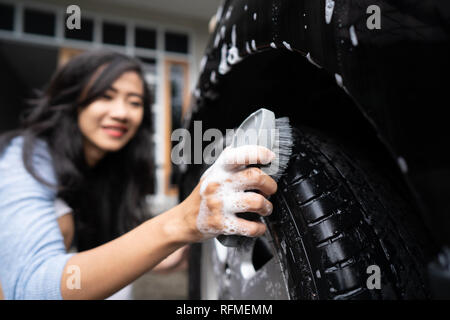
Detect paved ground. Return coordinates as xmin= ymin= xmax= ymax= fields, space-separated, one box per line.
xmin=132 ymin=270 xmax=189 ymax=300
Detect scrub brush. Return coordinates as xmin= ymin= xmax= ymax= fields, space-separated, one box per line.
xmin=217 ymin=108 xmax=293 ymax=247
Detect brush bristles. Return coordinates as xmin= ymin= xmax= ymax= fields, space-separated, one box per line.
xmin=267 ymin=117 xmax=293 ymax=181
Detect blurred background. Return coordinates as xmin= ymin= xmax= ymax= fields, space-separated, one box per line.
xmin=0 ymin=0 xmax=221 ymax=299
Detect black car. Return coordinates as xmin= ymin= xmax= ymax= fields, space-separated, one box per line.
xmin=178 ymin=0 xmax=450 ymax=300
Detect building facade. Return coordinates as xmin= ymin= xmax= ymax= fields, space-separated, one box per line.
xmin=0 ymin=0 xmax=219 ymax=213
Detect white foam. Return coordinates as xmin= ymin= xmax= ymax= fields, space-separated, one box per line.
xmin=306 ymin=52 xmax=322 ymax=68
xmin=214 ymin=32 xmax=221 ymax=48
xmin=225 ymin=6 xmax=233 ymax=20
xmin=335 ymin=73 xmax=344 ymax=87
xmin=349 ymin=25 xmax=358 ymax=46
xmin=220 ymin=26 xmax=226 ymax=39
xmin=227 ymin=25 xmax=242 ymax=65
xmin=245 ymin=41 xmax=252 ymax=54
xmin=219 ymin=44 xmax=231 ymax=75
xmin=325 ymin=0 xmax=335 ymax=24
xmin=282 ymin=41 xmax=293 ymax=51
xmin=210 ymin=70 xmax=217 ymax=83
xmin=196 ymin=146 xmax=275 ymax=238
xmin=215 ymin=5 xmax=223 ymax=22
xmin=200 ymin=55 xmax=207 ymax=72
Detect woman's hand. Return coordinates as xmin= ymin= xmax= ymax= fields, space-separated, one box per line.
xmin=178 ymin=145 xmax=278 ymax=243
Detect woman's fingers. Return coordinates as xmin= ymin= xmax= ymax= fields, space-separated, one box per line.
xmin=194 ymin=145 xmax=279 ymax=241
xmin=232 ymin=218 xmax=267 ymax=237
xmin=221 ymin=145 xmax=276 ymax=170
xmin=223 ymin=192 xmax=273 ymax=217
xmin=232 ymin=167 xmax=277 ymax=196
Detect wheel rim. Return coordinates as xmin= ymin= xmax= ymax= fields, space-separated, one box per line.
xmin=200 ymin=233 xmax=290 ymax=299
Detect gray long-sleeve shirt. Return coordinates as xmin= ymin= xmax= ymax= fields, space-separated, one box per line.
xmin=0 ymin=136 xmax=74 ymax=299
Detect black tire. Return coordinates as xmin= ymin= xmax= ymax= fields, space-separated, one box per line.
xmin=266 ymin=126 xmax=436 ymax=299
xmin=187 ymin=126 xmax=437 ymax=300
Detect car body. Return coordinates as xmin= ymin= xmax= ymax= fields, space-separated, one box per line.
xmin=180 ymin=0 xmax=450 ymax=298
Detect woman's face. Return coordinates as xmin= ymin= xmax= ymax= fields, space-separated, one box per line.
xmin=78 ymin=71 xmax=145 ymax=166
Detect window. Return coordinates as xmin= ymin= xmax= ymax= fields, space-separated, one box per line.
xmin=137 ymin=56 xmax=157 ymax=105
xmin=164 ymin=32 xmax=189 ymax=54
xmin=0 ymin=3 xmax=14 ymax=31
xmin=65 ymin=17 xmax=94 ymax=41
xmin=102 ymin=21 xmax=126 ymax=46
xmin=23 ymin=8 xmax=55 ymax=36
xmin=135 ymin=27 xmax=156 ymax=50
xmin=164 ymin=60 xmax=189 ymax=193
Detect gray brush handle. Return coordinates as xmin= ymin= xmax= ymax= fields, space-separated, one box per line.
xmin=217 ymin=109 xmax=276 ymax=247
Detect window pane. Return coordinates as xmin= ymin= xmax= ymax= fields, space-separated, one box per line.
xmin=170 ymin=64 xmax=185 ymax=130
xmin=0 ymin=3 xmax=14 ymax=31
xmin=168 ymin=63 xmax=187 ymax=186
xmin=165 ymin=32 xmax=188 ymax=54
xmin=137 ymin=57 xmax=157 ymax=104
xmin=102 ymin=22 xmax=126 ymax=46
xmin=65 ymin=17 xmax=93 ymax=41
xmin=24 ymin=8 xmax=55 ymax=36
xmin=135 ymin=27 xmax=156 ymax=50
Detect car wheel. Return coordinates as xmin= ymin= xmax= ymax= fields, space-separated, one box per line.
xmin=188 ymin=126 xmax=436 ymax=299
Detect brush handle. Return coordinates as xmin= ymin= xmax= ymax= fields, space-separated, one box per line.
xmin=217 ymin=212 xmax=261 ymax=247
xmin=217 ymin=109 xmax=276 ymax=248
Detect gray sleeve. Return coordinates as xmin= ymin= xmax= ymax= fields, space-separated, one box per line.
xmin=0 ymin=137 xmax=75 ymax=299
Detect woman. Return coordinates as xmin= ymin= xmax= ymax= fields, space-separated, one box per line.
xmin=0 ymin=50 xmax=277 ymax=299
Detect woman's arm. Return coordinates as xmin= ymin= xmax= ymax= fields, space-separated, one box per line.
xmin=151 ymin=245 xmax=189 ymax=273
xmin=60 ymin=185 xmax=201 ymax=300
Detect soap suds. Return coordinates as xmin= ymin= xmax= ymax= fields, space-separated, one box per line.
xmin=214 ymin=32 xmax=221 ymax=48
xmin=306 ymin=52 xmax=322 ymax=68
xmin=197 ymin=146 xmax=275 ymax=238
xmin=335 ymin=73 xmax=344 ymax=88
xmin=227 ymin=25 xmax=242 ymax=65
xmin=220 ymin=25 xmax=226 ymax=39
xmin=199 ymin=55 xmax=207 ymax=72
xmin=282 ymin=41 xmax=293 ymax=51
xmin=245 ymin=41 xmax=252 ymax=54
xmin=225 ymin=6 xmax=233 ymax=20
xmin=219 ymin=44 xmax=231 ymax=75
xmin=397 ymin=157 xmax=408 ymax=173
xmin=210 ymin=70 xmax=217 ymax=83
xmin=215 ymin=5 xmax=223 ymax=22
xmin=349 ymin=25 xmax=358 ymax=46
xmin=325 ymin=0 xmax=335 ymax=24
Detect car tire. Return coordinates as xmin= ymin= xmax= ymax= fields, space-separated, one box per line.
xmin=187 ymin=126 xmax=437 ymax=299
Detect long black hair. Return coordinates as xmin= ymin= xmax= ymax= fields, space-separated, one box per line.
xmin=0 ymin=50 xmax=155 ymax=250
